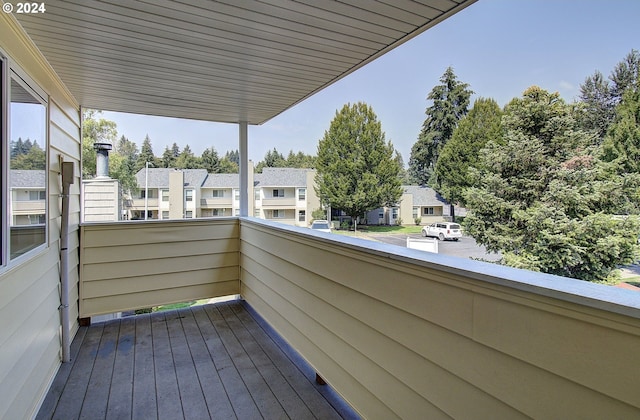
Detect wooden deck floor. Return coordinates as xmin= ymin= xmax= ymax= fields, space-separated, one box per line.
xmin=37 ymin=300 xmax=358 ymax=420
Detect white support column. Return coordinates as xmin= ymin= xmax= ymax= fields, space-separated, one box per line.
xmin=239 ymin=121 xmax=249 ymax=217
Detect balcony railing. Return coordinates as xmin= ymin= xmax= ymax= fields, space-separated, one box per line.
xmin=261 ymin=197 xmax=297 ymax=207
xmin=200 ymin=197 xmax=233 ymax=207
xmin=79 ymin=217 xmax=640 ymax=418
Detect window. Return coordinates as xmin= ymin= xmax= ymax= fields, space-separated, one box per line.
xmin=185 ymin=211 xmax=193 ymax=218
xmin=28 ymin=190 xmax=46 ymax=200
xmin=162 ymin=211 xmax=169 ymax=219
xmin=161 ymin=189 xmax=169 ymax=202
xmin=392 ymin=208 xmax=398 ymax=219
xmin=299 ymin=210 xmax=306 ymax=222
xmin=234 ymin=189 xmax=239 ymax=201
xmin=413 ymin=207 xmax=419 ymax=219
xmin=212 ymin=208 xmax=225 ymax=217
xmin=298 ymin=188 xmax=306 ymax=201
xmin=423 ymin=207 xmax=434 ymax=215
xmin=254 ymin=208 xmax=260 ymax=217
xmin=273 ymin=189 xmax=284 ymax=198
xmin=29 ymin=214 xmax=46 ymax=224
xmin=185 ymin=189 xmax=193 ymax=202
xmin=273 ymin=209 xmax=285 ymax=218
xmin=3 ymin=57 xmax=48 ymax=265
xmin=212 ymin=189 xmax=224 ymax=198
xmin=254 ymin=189 xmax=260 ymax=201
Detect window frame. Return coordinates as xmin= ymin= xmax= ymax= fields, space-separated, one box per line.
xmin=1 ymin=51 xmax=49 ymax=269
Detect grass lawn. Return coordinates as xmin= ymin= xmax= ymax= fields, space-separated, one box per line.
xmin=333 ymin=225 xmax=423 ymax=236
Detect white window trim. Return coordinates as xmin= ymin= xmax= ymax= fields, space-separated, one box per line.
xmin=1 ymin=50 xmax=49 ymax=270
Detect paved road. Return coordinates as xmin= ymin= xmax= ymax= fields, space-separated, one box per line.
xmin=368 ymin=234 xmax=501 ymax=261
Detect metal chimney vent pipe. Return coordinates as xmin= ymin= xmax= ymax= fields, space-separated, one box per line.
xmin=94 ymin=142 xmax=112 ymax=178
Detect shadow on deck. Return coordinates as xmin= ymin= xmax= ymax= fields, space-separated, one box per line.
xmin=37 ymin=300 xmax=359 ymax=419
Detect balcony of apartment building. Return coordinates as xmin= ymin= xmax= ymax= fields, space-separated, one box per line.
xmin=261 ymin=188 xmax=299 ymax=208
xmin=5 ymin=2 xmax=640 ymax=419
xmin=39 ymin=217 xmax=640 ymax=418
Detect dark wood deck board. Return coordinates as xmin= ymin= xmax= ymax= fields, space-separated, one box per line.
xmin=132 ymin=313 xmax=157 ymax=420
xmin=79 ymin=319 xmax=119 ymax=419
xmin=37 ymin=300 xmax=359 ymax=420
xmin=106 ymin=315 xmax=135 ymax=420
xmin=181 ymin=306 xmax=236 ymax=419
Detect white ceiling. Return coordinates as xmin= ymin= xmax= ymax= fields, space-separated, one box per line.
xmin=15 ymin=0 xmax=476 ymax=125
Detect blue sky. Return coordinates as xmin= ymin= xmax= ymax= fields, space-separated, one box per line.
xmin=102 ymin=0 xmax=640 ymax=163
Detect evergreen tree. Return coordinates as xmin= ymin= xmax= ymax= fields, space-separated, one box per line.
xmin=464 ymin=87 xmax=640 ymax=282
xmin=578 ymin=71 xmax=615 ymax=138
xmin=409 ymin=67 xmax=473 ymax=185
xmin=175 ymin=144 xmax=201 ymax=169
xmin=161 ymin=146 xmax=175 ymax=168
xmin=225 ymin=150 xmax=240 ymax=166
xmin=315 ymin=102 xmax=403 ymax=229
xmin=10 ymin=137 xmax=29 ymax=158
xmin=201 ymin=147 xmax=220 ymax=173
xmin=218 ymin=156 xmax=239 ymax=173
xmin=136 ymin=134 xmax=157 ymax=171
xmin=256 ymin=148 xmax=286 ymax=172
xmin=602 ymin=79 xmax=640 ymax=175
xmin=610 ymin=49 xmax=640 ymax=99
xmin=435 ymin=98 xmax=503 ymax=214
xmin=578 ymin=49 xmax=640 ymax=139
xmin=171 ymin=142 xmax=181 ymax=158
xmin=10 ymin=141 xmax=45 ymax=169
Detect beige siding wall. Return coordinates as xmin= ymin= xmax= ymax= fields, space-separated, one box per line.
xmin=82 ymin=179 xmax=120 ymax=222
xmin=239 ymin=218 xmax=640 ymax=419
xmin=79 ymin=219 xmax=240 ymax=316
xmin=0 ymin=14 xmax=81 ymax=420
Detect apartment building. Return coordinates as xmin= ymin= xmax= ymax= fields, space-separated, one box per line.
xmin=8 ymin=170 xmax=46 ymax=259
xmin=255 ymin=168 xmax=320 ymax=226
xmin=127 ymin=167 xmax=319 ymax=227
xmin=126 ymin=166 xmax=458 ymax=227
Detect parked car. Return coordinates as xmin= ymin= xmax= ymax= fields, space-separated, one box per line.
xmin=421 ymin=222 xmax=462 ymax=241
xmin=310 ymin=220 xmax=332 ymax=233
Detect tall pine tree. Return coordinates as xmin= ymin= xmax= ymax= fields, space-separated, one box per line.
xmin=409 ymin=67 xmax=472 ymax=185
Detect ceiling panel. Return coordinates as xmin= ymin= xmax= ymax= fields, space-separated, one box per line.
xmin=15 ymin=0 xmax=476 ymax=124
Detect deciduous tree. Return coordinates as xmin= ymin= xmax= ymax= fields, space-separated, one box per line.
xmin=315 ymin=102 xmax=402 ymax=229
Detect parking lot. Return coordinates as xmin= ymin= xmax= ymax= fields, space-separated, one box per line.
xmin=367 ymin=233 xmax=502 ymax=261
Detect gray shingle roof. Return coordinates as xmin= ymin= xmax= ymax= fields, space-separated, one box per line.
xmin=202 ymin=174 xmax=239 ymax=188
xmin=10 ymin=170 xmax=46 ymax=188
xmin=403 ymin=185 xmax=449 ymax=206
xmin=135 ymin=168 xmax=208 ymax=188
xmin=255 ymin=168 xmax=312 ymax=187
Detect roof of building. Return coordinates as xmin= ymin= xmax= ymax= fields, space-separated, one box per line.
xmin=135 ymin=168 xmax=208 ymax=188
xmin=255 ymin=168 xmax=312 ymax=187
xmin=10 ymin=170 xmax=46 ymax=188
xmin=403 ymin=185 xmax=449 ymax=207
xmin=202 ymin=174 xmax=239 ymax=188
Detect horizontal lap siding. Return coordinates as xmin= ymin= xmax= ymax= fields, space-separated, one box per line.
xmin=80 ymin=219 xmax=240 ymax=316
xmin=0 ymin=15 xmax=82 ymax=419
xmin=239 ymin=219 xmax=640 ymax=419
